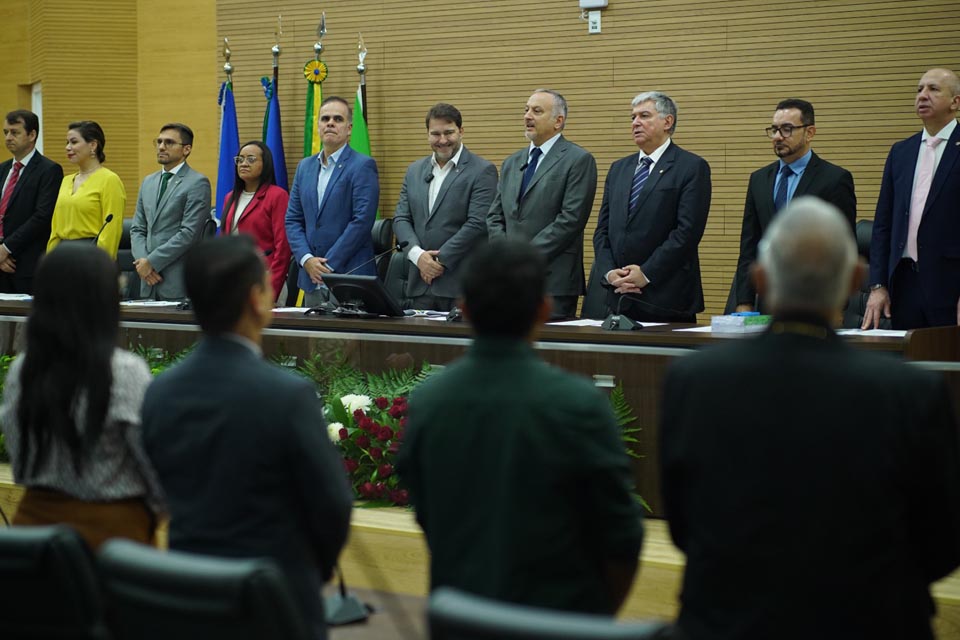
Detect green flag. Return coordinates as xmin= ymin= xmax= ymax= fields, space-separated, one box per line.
xmin=349 ymin=83 xmax=371 ymax=156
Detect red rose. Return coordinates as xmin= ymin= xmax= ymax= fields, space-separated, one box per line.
xmin=369 ymin=446 xmax=383 ymax=460
xmin=399 ymin=416 xmax=408 ymax=429
xmin=343 ymin=459 xmax=359 ymax=473
xmin=377 ymin=426 xmax=393 ymax=442
xmin=392 ymin=396 xmax=404 ymax=406
xmin=374 ymin=481 xmax=387 ymax=497
xmin=389 ymin=489 xmax=409 ymax=506
xmin=378 ymin=463 xmax=393 ymax=479
xmin=353 ymin=408 xmax=366 ymax=420
xmin=359 ymin=481 xmax=376 ymax=498
xmin=357 ymin=417 xmax=372 ymax=432
xmin=388 ymin=405 xmax=403 ymax=418
xmin=388 ymin=441 xmax=401 ymax=455
xmin=355 ymin=435 xmax=371 ymax=449
xmin=375 ymin=397 xmax=390 ymax=410
xmin=338 ymin=428 xmax=349 ymax=441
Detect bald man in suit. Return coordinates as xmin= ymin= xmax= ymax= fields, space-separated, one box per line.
xmin=486 ymin=89 xmax=597 ymax=319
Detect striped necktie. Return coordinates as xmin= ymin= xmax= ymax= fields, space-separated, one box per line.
xmin=629 ymin=156 xmax=652 ymax=214
xmin=773 ymin=165 xmax=793 ymax=211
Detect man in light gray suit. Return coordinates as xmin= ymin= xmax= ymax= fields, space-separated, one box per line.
xmin=393 ymin=103 xmax=498 ymax=311
xmin=131 ymin=123 xmax=211 ymax=300
xmin=486 ymin=89 xmax=598 ymax=318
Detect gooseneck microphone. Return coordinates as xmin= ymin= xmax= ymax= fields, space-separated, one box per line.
xmin=601 ymin=293 xmax=644 ymax=331
xmin=93 ymin=213 xmax=114 ymax=247
xmin=341 ymin=240 xmax=409 ymax=277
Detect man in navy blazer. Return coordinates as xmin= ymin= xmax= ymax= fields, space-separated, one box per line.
xmin=730 ymin=99 xmax=856 ymax=313
xmin=0 ymin=110 xmax=63 ymax=293
xmin=285 ymin=96 xmax=379 ymax=307
xmin=593 ymin=91 xmax=711 ymax=323
xmin=865 ymin=68 xmax=960 ymax=329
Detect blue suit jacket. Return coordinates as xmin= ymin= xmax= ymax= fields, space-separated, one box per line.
xmin=285 ymin=145 xmax=380 ymax=291
xmin=869 ymin=124 xmax=960 ymax=315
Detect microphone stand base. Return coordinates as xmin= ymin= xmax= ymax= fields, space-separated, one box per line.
xmin=601 ymin=314 xmax=643 ymax=331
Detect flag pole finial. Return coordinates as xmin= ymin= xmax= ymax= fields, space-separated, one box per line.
xmin=222 ymin=37 xmax=234 ymax=84
xmin=314 ymin=12 xmax=326 ymax=60
xmin=357 ymin=33 xmax=367 ymax=76
xmin=272 ymin=14 xmax=282 ymax=68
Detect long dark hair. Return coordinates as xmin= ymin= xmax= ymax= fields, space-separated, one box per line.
xmin=224 ymin=141 xmax=276 ymax=219
xmin=17 ymin=244 xmax=120 ymax=475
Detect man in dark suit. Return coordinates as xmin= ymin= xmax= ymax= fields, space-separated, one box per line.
xmin=593 ymin=92 xmax=711 ymax=323
xmin=0 ymin=110 xmax=63 ymax=293
xmin=398 ymin=239 xmax=643 ymax=614
xmin=393 ymin=103 xmax=497 ymax=310
xmin=730 ymin=98 xmax=856 ymax=313
xmin=286 ymin=96 xmax=379 ymax=307
xmin=486 ymin=89 xmax=597 ymax=318
xmin=865 ymin=68 xmax=960 ymax=329
xmin=130 ymin=123 xmax=212 ymax=300
xmin=661 ymin=197 xmax=960 ymax=640
xmin=141 ymin=236 xmax=353 ymax=639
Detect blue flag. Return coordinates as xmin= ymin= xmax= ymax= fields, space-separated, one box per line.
xmin=262 ymin=77 xmax=289 ymax=191
xmin=216 ymin=81 xmax=240 ymax=224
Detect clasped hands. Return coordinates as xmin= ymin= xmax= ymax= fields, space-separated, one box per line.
xmin=606 ymin=264 xmax=649 ymax=294
xmin=416 ymin=250 xmax=444 ymax=285
xmin=134 ymin=258 xmax=164 ymax=286
xmin=304 ymin=256 xmax=334 ymax=285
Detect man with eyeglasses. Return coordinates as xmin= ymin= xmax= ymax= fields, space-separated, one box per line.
xmin=285 ymin=96 xmax=379 ymax=307
xmin=729 ymin=99 xmax=856 ymax=313
xmin=392 ymin=103 xmax=497 ymax=311
xmin=864 ymin=68 xmax=960 ymax=330
xmin=130 ymin=122 xmax=212 ymax=300
xmin=592 ymin=91 xmax=711 ymax=323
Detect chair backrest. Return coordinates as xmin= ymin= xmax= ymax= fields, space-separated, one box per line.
xmin=200 ymin=214 xmax=218 ymax=239
xmin=98 ymin=539 xmax=313 ymax=640
xmin=383 ymin=250 xmax=408 ymax=305
xmin=428 ymin=587 xmax=668 ymax=640
xmin=0 ymin=525 xmax=110 ymax=640
xmin=117 ymin=217 xmax=140 ymax=300
xmin=372 ymin=218 xmax=394 ymax=281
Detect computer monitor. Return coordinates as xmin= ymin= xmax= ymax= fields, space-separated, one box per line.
xmin=322 ymin=273 xmax=405 ymax=318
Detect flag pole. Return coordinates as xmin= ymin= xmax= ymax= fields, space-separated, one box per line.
xmin=303 ymin=14 xmax=328 ymax=157
xmin=216 ymin=38 xmax=240 ymax=225
xmin=357 ymin=33 xmax=368 ymax=125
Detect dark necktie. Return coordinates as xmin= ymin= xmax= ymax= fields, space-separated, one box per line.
xmin=157 ymin=172 xmax=173 ymax=207
xmin=773 ymin=165 xmax=793 ymax=211
xmin=629 ymin=156 xmax=653 ymax=214
xmin=0 ymin=161 xmax=24 ymax=223
xmin=519 ymin=147 xmax=543 ymax=200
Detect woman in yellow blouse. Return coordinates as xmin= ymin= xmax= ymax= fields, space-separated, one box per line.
xmin=47 ymin=121 xmax=125 ymax=258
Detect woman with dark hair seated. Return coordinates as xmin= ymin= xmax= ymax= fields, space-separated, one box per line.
xmin=0 ymin=244 xmax=164 ymax=549
xmin=221 ymin=140 xmax=291 ymax=298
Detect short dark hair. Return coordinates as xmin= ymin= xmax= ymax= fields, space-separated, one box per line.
xmin=5 ymin=110 xmax=39 ymax=136
xmin=462 ymin=240 xmax=546 ymax=338
xmin=775 ymin=98 xmax=815 ymax=125
xmin=320 ymin=96 xmax=352 ymax=123
xmin=160 ymin=122 xmax=194 ymax=146
xmin=68 ymin=121 xmax=107 ymax=163
xmin=425 ymin=103 xmax=462 ymax=129
xmin=184 ymin=236 xmax=267 ymax=335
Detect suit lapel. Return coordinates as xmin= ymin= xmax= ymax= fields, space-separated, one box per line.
xmin=924 ymin=126 xmax=960 ymax=214
xmin=146 ymin=171 xmax=163 ymax=225
xmin=318 ymin=147 xmax=351 ymax=217
xmin=629 ymin=144 xmax=675 ymax=218
xmin=896 ymin=133 xmax=922 ymax=213
xmin=520 ymin=137 xmax=565 ymax=202
xmin=158 ymin=164 xmax=188 ymax=214
xmin=793 ymin=152 xmax=820 ymax=197
xmin=430 ymin=149 xmax=468 ymax=219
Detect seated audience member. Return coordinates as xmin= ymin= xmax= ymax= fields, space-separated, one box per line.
xmin=0 ymin=244 xmax=163 ymax=549
xmin=141 ymin=235 xmax=352 ymax=640
xmin=221 ymin=140 xmax=291 ymax=298
xmin=660 ymin=197 xmax=960 ymax=640
xmin=398 ymin=239 xmax=644 ymax=615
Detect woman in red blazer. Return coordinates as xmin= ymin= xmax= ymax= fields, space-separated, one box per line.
xmin=221 ymin=141 xmax=291 ymax=297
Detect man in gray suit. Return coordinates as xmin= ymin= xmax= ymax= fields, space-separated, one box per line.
xmin=487 ymin=89 xmax=598 ymax=318
xmin=131 ymin=123 xmax=211 ymax=300
xmin=393 ymin=103 xmax=498 ymax=311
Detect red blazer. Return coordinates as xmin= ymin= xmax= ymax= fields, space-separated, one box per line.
xmin=222 ymin=184 xmax=292 ymax=296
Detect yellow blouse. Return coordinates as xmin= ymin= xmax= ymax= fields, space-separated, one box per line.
xmin=47 ymin=167 xmax=126 ymax=258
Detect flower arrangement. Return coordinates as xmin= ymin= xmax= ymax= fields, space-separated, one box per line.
xmin=326 ymin=393 xmax=409 ymax=506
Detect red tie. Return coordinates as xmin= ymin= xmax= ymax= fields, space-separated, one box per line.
xmin=0 ymin=161 xmax=23 ymax=225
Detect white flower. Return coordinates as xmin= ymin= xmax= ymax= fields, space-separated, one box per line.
xmin=340 ymin=394 xmax=372 ymax=414
xmin=327 ymin=422 xmax=344 ymax=442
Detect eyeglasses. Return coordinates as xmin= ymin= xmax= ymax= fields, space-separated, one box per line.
xmin=765 ymin=124 xmax=809 ymax=138
xmin=234 ymin=155 xmax=261 ymax=165
xmin=155 ymin=138 xmax=184 ymax=147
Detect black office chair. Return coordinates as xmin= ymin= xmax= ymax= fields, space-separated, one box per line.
xmin=200 ymin=215 xmax=218 ymax=239
xmin=98 ymin=539 xmax=312 ymax=640
xmin=383 ymin=250 xmax=409 ymax=306
xmin=428 ymin=587 xmax=669 ymax=640
xmin=0 ymin=525 xmax=110 ymax=640
xmin=842 ymin=219 xmax=892 ymax=329
xmin=116 ymin=217 xmax=141 ymax=300
xmin=371 ymin=217 xmax=394 ymax=281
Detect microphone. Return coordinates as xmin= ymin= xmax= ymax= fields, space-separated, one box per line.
xmin=424 ymin=174 xmax=434 ymax=184
xmin=519 ymin=162 xmax=528 ymax=172
xmin=341 ymin=240 xmax=409 ymax=277
xmin=601 ymin=293 xmax=643 ymax=331
xmin=94 ymin=214 xmax=114 ymax=246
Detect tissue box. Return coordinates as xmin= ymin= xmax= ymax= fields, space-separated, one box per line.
xmin=711 ymin=314 xmax=772 ymax=334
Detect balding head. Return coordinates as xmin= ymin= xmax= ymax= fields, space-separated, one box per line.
xmin=756 ymin=197 xmax=860 ymax=317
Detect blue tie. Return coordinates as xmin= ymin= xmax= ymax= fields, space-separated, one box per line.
xmin=629 ymin=157 xmax=653 ymax=214
xmin=519 ymin=147 xmax=543 ymax=200
xmin=774 ymin=165 xmax=793 ymax=211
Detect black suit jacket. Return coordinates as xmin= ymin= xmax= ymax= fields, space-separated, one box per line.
xmin=731 ymin=152 xmax=856 ymax=309
xmin=593 ymin=142 xmax=711 ymax=320
xmin=660 ymin=316 xmax=960 ymax=640
xmin=0 ymin=152 xmax=63 ymax=292
xmin=141 ymin=337 xmax=353 ymax=638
